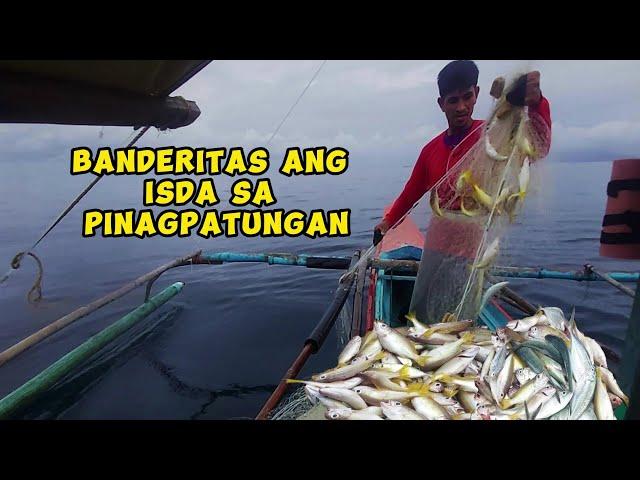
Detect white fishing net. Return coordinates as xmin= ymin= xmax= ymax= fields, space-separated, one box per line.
xmin=410 ymin=72 xmax=552 ymax=325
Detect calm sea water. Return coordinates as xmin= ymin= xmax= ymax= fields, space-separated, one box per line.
xmin=0 ymin=146 xmax=636 ymax=419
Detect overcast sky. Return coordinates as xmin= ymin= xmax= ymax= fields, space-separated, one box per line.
xmin=2 ymin=60 xmax=639 ymax=167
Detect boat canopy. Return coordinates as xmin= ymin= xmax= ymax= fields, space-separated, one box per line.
xmin=0 ymin=60 xmax=211 ymax=129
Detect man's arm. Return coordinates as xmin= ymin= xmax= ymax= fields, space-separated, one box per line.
xmin=525 ymin=71 xmax=552 ymax=127
xmin=375 ymin=146 xmax=430 ymax=235
xmin=523 ymin=71 xmax=552 ymax=158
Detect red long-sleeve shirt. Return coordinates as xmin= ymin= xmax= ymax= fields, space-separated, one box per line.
xmin=384 ymin=96 xmax=552 ymax=227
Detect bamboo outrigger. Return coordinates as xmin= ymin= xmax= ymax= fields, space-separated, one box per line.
xmin=0 ymin=60 xmax=638 ymax=420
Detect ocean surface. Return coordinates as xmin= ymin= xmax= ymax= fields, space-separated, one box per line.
xmin=0 ymin=148 xmax=636 ymax=419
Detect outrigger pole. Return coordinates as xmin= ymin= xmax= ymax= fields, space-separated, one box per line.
xmin=0 ymin=250 xmax=202 ymax=368
xmin=0 ymin=283 xmax=184 ymax=419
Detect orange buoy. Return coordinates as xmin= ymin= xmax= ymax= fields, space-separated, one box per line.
xmin=600 ymin=159 xmax=640 ymax=259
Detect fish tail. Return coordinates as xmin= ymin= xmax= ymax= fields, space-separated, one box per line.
xmin=460 ymin=196 xmax=479 ymax=217
xmin=438 ymin=374 xmax=454 ymax=384
xmin=472 ymin=184 xmax=494 ymax=210
xmin=286 ymin=379 xmax=306 ymax=385
xmin=373 ymin=352 xmax=386 ymax=362
xmin=444 ymin=385 xmax=458 ymax=398
xmin=461 ymin=331 xmax=474 ymax=344
xmin=421 ymin=328 xmax=435 ymax=339
xmin=398 ymin=365 xmax=412 ymax=380
xmin=430 ymin=189 xmax=443 ymax=217
xmin=414 ymin=355 xmax=428 ymax=368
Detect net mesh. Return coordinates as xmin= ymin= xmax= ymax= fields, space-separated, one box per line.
xmin=410 ymin=72 xmax=551 ymax=325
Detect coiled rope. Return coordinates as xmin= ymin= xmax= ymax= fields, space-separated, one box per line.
xmin=0 ymin=126 xmax=152 ymax=302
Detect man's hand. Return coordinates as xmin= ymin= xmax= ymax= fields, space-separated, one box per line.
xmin=524 ymin=71 xmax=542 ymax=107
xmin=374 ymin=219 xmax=390 ymax=235
xmin=373 ymin=219 xmax=390 ymax=245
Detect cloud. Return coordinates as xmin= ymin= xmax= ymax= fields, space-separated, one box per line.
xmin=338 ymin=62 xmax=440 ymax=92
xmin=552 ymin=120 xmax=640 ymax=155
xmin=2 ymin=60 xmax=640 ymax=170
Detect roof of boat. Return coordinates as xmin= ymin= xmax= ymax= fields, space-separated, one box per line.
xmin=0 ymin=60 xmax=211 ymax=129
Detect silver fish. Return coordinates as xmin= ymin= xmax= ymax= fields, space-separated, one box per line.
xmin=439 ymin=374 xmax=478 ymax=393
xmin=338 ymin=336 xmax=362 ymax=365
xmin=381 ymin=352 xmax=401 ymax=364
xmin=489 ymin=344 xmax=509 ymax=378
xmin=411 ymin=397 xmax=450 ymax=420
xmin=593 ymin=367 xmax=616 ymax=420
xmin=312 ymin=352 xmax=384 ymax=382
xmin=355 ymin=339 xmax=383 ymax=360
xmin=358 ymin=330 xmax=378 ymax=353
xmin=305 ymin=386 xmax=349 ymax=410
xmin=501 ymin=373 xmax=548 ymax=410
xmin=369 ymin=364 xmax=427 ymax=379
xmin=567 ymin=312 xmax=596 ymax=420
xmin=480 ymin=348 xmax=496 ymax=382
xmin=473 ymin=237 xmax=500 ymax=269
xmin=515 ymin=367 xmax=536 ymax=386
xmin=458 ymin=391 xmax=490 ymax=413
xmin=548 ymin=404 xmax=571 ymax=420
xmin=420 ymin=332 xmax=474 ymax=370
xmin=319 ymin=387 xmax=368 ymax=410
xmin=506 ymin=312 xmax=544 ymax=332
xmin=405 ymin=312 xmax=430 ymax=335
xmin=599 ymin=366 xmax=629 ymax=405
xmin=360 ymin=371 xmax=408 ymax=392
xmin=493 ymin=352 xmax=516 ymax=403
xmin=539 ymin=307 xmax=567 ymax=330
xmin=375 ymin=322 xmax=427 ymax=367
xmin=352 ymin=386 xmax=420 ymax=406
xmin=577 ymin=406 xmax=597 ymax=420
xmin=475 ymin=378 xmax=496 ymax=405
xmin=537 ymin=389 xmax=573 ymax=419
xmin=583 ymin=336 xmax=608 ymax=369
xmin=463 ymin=344 xmax=493 ymax=362
xmin=524 ymin=385 xmax=556 ymax=418
xmin=609 ymin=393 xmax=623 ymax=409
xmin=408 ymin=330 xmax=458 ymax=345
xmin=381 ymin=401 xmax=425 ymax=420
xmin=286 ymin=377 xmax=363 ymax=390
xmin=435 ymin=346 xmax=480 ymax=376
xmin=325 ymin=408 xmax=383 ymax=420
xmin=479 ymin=281 xmax=509 ymax=312
xmin=529 ymin=325 xmax=570 ymax=344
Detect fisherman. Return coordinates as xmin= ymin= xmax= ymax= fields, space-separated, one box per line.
xmin=374 ymin=60 xmax=552 ymax=324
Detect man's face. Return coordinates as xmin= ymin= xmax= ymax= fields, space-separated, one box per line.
xmin=438 ymin=85 xmax=480 ymax=130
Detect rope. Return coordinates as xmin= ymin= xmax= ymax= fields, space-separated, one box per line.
xmin=265 ymin=60 xmax=327 ymax=148
xmin=338 ymin=122 xmax=487 ymax=285
xmin=454 ymin=108 xmax=525 ymax=320
xmin=0 ymin=126 xmax=152 ymax=301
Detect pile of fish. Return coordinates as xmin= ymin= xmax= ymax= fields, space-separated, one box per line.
xmin=292 ymin=307 xmax=628 ymax=420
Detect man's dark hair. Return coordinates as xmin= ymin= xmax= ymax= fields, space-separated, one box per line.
xmin=437 ymin=60 xmax=479 ymax=98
